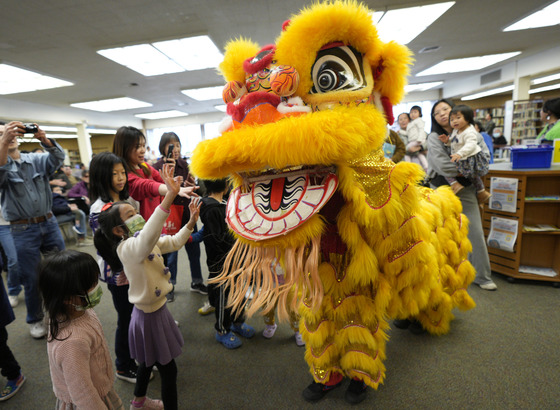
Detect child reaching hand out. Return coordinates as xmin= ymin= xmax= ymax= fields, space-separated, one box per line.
xmin=38 ymin=250 xmax=124 ymax=409
xmin=94 ymin=163 xmax=200 ymax=410
xmin=438 ymin=104 xmax=491 ymax=203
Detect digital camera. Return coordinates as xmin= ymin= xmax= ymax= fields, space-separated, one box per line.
xmin=23 ymin=124 xmax=38 ymax=134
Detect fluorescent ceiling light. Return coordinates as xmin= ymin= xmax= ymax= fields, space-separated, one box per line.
xmin=86 ymin=128 xmax=117 ymax=134
xmin=135 ymin=110 xmax=189 ymax=120
xmin=153 ymin=36 xmax=223 ymax=71
xmin=40 ymin=125 xmax=78 ymax=133
xmin=374 ymin=2 xmax=455 ymax=44
xmin=417 ymin=52 xmax=521 ymax=76
xmin=0 ymin=64 xmax=73 ymax=95
xmin=182 ymin=86 xmax=223 ymax=101
xmin=97 ymin=44 xmax=184 ymax=76
xmin=529 ymin=83 xmax=560 ymax=94
xmin=532 ymin=73 xmax=560 ymax=85
xmin=503 ymin=1 xmax=560 ymax=31
xmin=71 ymin=97 xmax=152 ymax=112
xmin=404 ymin=81 xmax=443 ymax=93
xmin=461 ymin=84 xmax=514 ymax=101
xmin=370 ymin=11 xmax=384 ymax=24
xmin=97 ymin=35 xmax=222 ymax=76
xmin=214 ymin=104 xmax=227 ymax=112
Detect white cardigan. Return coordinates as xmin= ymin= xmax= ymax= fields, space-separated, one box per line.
xmin=117 ymin=206 xmax=192 ymax=313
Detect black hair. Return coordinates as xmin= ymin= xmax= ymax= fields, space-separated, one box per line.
xmin=543 ymin=98 xmax=560 ymax=119
xmin=410 ymin=105 xmax=422 ymax=117
xmin=89 ymin=151 xmax=129 ymax=203
xmin=486 ymin=112 xmax=493 ymax=119
xmin=93 ymin=201 xmax=129 ymax=275
xmin=474 ymin=120 xmax=484 ymax=132
xmin=38 ymin=250 xmax=99 ymax=341
xmin=430 ymin=99 xmax=456 ymax=135
xmin=158 ymin=132 xmax=181 ymax=156
xmin=450 ymin=104 xmax=475 ymax=126
xmin=203 ymin=178 xmax=229 ymax=195
xmin=112 ymin=126 xmax=151 ymax=178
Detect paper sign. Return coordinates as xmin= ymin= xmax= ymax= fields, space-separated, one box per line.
xmin=487 ymin=217 xmax=518 ymax=253
xmin=553 ymin=139 xmax=560 ymax=164
xmin=489 ymin=177 xmax=518 ymax=213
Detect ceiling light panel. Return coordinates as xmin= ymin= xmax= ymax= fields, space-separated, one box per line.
xmin=503 ymin=1 xmax=560 ymax=31
xmin=214 ymin=104 xmax=227 ymax=112
xmin=0 ymin=64 xmax=73 ymax=95
xmin=532 ymin=73 xmax=560 ymax=85
xmin=153 ymin=36 xmax=223 ymax=71
xmin=182 ymin=86 xmax=224 ymax=101
xmin=97 ymin=35 xmax=222 ymax=76
xmin=461 ymin=84 xmax=514 ymax=101
xmin=71 ymin=97 xmax=152 ymax=112
xmin=529 ymin=83 xmax=560 ymax=94
xmin=375 ymin=2 xmax=455 ymax=44
xmin=404 ymin=81 xmax=443 ymax=92
xmin=417 ymin=52 xmax=521 ymax=76
xmin=97 ymin=44 xmax=184 ymax=76
xmin=135 ymin=110 xmax=189 ymax=120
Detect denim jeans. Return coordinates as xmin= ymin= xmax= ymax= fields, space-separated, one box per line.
xmin=56 ymin=209 xmax=87 ymax=237
xmin=165 ymin=228 xmax=202 ymax=285
xmin=10 ymin=216 xmax=65 ymax=323
xmin=0 ymin=224 xmax=21 ymax=296
xmin=107 ymin=283 xmax=136 ymax=372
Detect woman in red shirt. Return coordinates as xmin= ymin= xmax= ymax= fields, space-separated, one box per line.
xmin=112 ymin=126 xmax=196 ymax=221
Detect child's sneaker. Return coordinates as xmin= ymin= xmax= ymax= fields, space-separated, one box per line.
xmin=231 ymin=322 xmax=255 ymax=338
xmin=215 ymin=331 xmax=242 ymax=349
xmin=0 ymin=374 xmax=26 ymax=402
xmin=130 ymin=396 xmax=163 ymax=409
xmin=198 ymin=301 xmax=215 ymax=315
xmin=294 ymin=331 xmax=305 ymax=346
xmin=263 ymin=323 xmax=277 ymax=339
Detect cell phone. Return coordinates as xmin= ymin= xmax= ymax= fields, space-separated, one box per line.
xmin=167 ymin=144 xmax=174 ymax=159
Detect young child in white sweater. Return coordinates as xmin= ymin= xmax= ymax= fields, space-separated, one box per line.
xmin=94 ymin=164 xmax=200 ymax=410
xmin=404 ymin=105 xmax=428 ymax=171
xmin=38 ymin=250 xmax=124 ymax=409
xmin=438 ymin=104 xmax=491 ymax=203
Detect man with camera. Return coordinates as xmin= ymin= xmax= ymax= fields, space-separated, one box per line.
xmin=0 ymin=121 xmax=66 ymax=339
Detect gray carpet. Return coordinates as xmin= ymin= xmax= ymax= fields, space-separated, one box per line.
xmin=3 ymin=239 xmax=560 ymax=409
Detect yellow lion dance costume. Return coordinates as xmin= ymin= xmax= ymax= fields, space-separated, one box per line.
xmin=191 ymin=1 xmax=475 ymax=404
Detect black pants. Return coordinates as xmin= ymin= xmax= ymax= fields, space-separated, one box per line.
xmin=0 ymin=327 xmax=20 ymax=381
xmin=208 ymin=270 xmax=245 ymax=334
xmin=135 ymin=360 xmax=177 ymax=410
xmin=107 ymin=283 xmax=135 ymax=372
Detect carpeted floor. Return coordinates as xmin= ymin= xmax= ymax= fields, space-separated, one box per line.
xmin=3 ymin=238 xmax=560 ymax=409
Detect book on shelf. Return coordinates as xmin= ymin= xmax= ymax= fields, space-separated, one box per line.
xmin=525 ymin=195 xmax=560 ymax=201
xmin=518 ymin=265 xmax=557 ymax=277
xmin=523 ymin=224 xmax=560 ymax=232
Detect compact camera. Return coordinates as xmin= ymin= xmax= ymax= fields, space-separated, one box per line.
xmin=23 ymin=123 xmax=38 ymax=134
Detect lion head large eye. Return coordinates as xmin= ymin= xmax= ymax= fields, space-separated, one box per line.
xmin=310 ymin=45 xmax=366 ymax=94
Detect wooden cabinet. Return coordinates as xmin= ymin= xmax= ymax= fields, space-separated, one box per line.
xmin=482 ymin=164 xmax=560 ymax=285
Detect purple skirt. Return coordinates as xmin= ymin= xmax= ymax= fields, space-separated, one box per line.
xmin=129 ymin=304 xmax=183 ymax=366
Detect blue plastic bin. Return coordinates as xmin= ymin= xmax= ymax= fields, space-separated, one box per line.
xmin=510 ymin=145 xmax=553 ymax=169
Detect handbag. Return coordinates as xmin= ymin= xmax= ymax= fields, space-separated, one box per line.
xmin=163 ymin=204 xmax=184 ymax=234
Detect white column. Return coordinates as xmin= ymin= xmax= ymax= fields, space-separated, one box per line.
xmin=513 ymin=76 xmax=530 ymax=101
xmin=76 ymin=121 xmax=93 ymax=167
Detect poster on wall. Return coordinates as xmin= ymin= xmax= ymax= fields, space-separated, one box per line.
xmin=489 ymin=177 xmax=518 ymax=213
xmin=487 ymin=217 xmax=518 ymax=253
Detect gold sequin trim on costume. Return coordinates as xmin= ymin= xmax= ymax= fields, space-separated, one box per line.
xmin=348 ymin=150 xmax=394 ymax=209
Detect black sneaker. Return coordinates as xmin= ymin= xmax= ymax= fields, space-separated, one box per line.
xmin=408 ymin=319 xmax=426 ymax=335
xmin=166 ymin=290 xmax=175 ymax=303
xmin=302 ymin=380 xmax=342 ymax=402
xmin=345 ymin=379 xmax=367 ymax=404
xmin=393 ymin=319 xmax=411 ymax=329
xmin=115 ymin=369 xmax=137 ymax=383
xmin=190 ymin=282 xmax=208 ymax=295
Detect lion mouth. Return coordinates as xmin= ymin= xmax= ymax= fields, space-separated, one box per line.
xmin=226 ymin=166 xmax=338 ymax=241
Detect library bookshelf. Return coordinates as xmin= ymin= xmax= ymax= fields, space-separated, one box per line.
xmin=482 ymin=164 xmax=560 ymax=286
